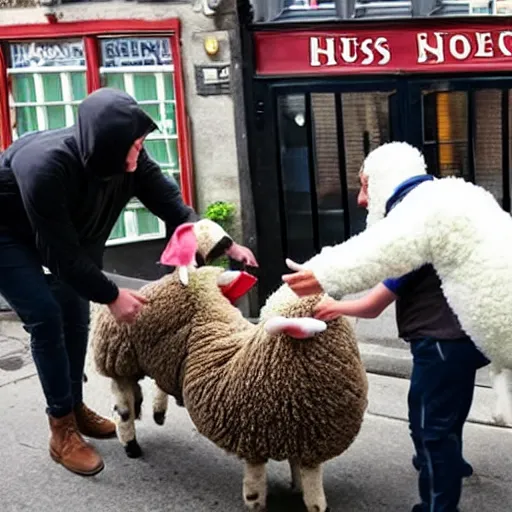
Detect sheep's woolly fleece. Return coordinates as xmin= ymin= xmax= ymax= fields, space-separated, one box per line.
xmin=182 ymin=274 xmax=368 ymax=467
xmin=301 ymin=141 xmax=512 ymax=367
xmin=91 ymin=265 xmax=368 ymax=468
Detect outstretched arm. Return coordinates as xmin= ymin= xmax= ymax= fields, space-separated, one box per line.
xmin=314 ymin=284 xmax=397 ymax=321
xmin=284 ymin=200 xmax=431 ymax=299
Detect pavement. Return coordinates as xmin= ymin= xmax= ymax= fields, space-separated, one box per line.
xmin=1 ymin=278 xmax=512 ymax=511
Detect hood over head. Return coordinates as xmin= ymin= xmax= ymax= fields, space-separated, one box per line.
xmin=75 ymin=88 xmax=157 ymax=177
xmin=362 ymin=142 xmax=427 ymax=227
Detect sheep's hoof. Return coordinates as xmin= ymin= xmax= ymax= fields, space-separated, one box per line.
xmin=153 ymin=411 xmax=166 ymax=426
xmin=124 ymin=439 xmax=142 ymax=458
xmin=244 ymin=493 xmax=266 ymax=510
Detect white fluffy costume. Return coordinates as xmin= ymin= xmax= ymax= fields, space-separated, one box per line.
xmin=299 ymin=141 xmax=512 ymax=426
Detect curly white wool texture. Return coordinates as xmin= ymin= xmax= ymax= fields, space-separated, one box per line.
xmin=300 ymin=142 xmax=512 ymax=368
xmin=363 ymin=141 xmax=427 ymax=227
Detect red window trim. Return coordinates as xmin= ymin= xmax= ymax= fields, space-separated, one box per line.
xmin=0 ymin=18 xmax=194 ymax=208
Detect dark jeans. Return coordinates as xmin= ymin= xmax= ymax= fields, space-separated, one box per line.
xmin=0 ymin=233 xmax=89 ymax=418
xmin=408 ymin=337 xmax=490 ymax=512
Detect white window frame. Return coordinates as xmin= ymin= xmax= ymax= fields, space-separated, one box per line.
xmin=99 ymin=65 xmax=180 ymax=246
xmin=7 ymin=65 xmax=87 ymax=140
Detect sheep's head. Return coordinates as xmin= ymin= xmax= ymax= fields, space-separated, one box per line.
xmin=159 ymin=220 xmax=257 ymax=307
xmin=363 ymin=141 xmax=427 ymax=227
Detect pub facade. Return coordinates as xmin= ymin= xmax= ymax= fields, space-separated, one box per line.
xmin=240 ymin=0 xmax=512 ymax=305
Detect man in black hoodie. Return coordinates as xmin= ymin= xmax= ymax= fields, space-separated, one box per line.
xmin=0 ymin=88 xmax=257 ymax=477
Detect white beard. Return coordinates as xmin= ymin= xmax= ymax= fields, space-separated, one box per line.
xmin=363 ymin=142 xmax=428 ymax=228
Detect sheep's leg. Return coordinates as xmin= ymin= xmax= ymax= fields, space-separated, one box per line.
xmin=491 ymin=364 xmax=512 ymax=427
xmin=243 ymin=461 xmax=267 ymax=510
xmin=111 ymin=378 xmax=143 ymax=458
xmin=300 ymin=465 xmax=328 ymax=512
xmin=134 ymin=381 xmax=143 ymax=420
xmin=289 ymin=459 xmax=303 ymax=492
xmin=152 ymin=383 xmax=169 ymax=426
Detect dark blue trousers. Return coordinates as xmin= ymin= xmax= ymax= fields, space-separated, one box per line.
xmin=0 ymin=233 xmax=90 ymax=418
xmin=408 ymin=337 xmax=489 ymax=512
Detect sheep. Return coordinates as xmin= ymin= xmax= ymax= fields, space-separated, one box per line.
xmin=290 ymin=141 xmax=512 ymax=427
xmin=89 ymin=223 xmax=368 ymax=512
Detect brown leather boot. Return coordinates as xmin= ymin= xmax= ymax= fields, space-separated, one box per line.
xmin=49 ymin=412 xmax=104 ymax=476
xmin=74 ymin=403 xmax=117 ymax=439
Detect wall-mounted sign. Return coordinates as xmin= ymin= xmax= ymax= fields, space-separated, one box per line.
xmin=101 ymin=37 xmax=172 ymax=68
xmin=254 ymin=22 xmax=512 ymax=75
xmin=10 ymin=40 xmax=85 ymax=69
xmin=195 ymin=64 xmax=230 ymax=96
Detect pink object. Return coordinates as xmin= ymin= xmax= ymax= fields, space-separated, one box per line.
xmin=160 ymin=223 xmax=197 ymax=267
xmin=219 ymin=271 xmax=257 ymax=304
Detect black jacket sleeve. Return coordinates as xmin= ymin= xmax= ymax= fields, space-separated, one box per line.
xmin=134 ymin=150 xmax=199 ymax=233
xmin=14 ymin=161 xmax=119 ymax=304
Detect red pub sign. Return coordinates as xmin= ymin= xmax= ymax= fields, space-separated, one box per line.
xmin=254 ymin=22 xmax=512 ymax=76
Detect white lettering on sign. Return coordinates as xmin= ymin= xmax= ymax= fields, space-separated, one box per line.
xmin=450 ymin=35 xmax=472 ymax=60
xmin=101 ymin=37 xmax=172 ymax=68
xmin=417 ymin=32 xmax=445 ymax=64
xmin=475 ymin=32 xmax=493 ymax=57
xmin=417 ymin=30 xmax=512 ymax=63
xmin=310 ymin=37 xmax=336 ymax=66
xmin=309 ymin=36 xmax=390 ymax=67
xmin=498 ymin=31 xmax=512 ymax=56
xmin=10 ymin=40 xmax=85 ymax=69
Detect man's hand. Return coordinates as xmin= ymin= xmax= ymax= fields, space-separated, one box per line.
xmin=313 ymin=296 xmax=344 ymax=321
xmin=282 ymin=269 xmax=323 ymax=296
xmin=226 ymin=242 xmax=259 ymax=267
xmin=108 ymin=288 xmax=148 ymax=324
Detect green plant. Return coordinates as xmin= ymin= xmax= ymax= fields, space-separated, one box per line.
xmin=204 ymin=201 xmax=236 ymax=231
xmin=204 ymin=201 xmax=237 ymax=269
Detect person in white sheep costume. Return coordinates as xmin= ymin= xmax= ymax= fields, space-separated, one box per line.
xmin=283 ymin=141 xmax=512 ymax=511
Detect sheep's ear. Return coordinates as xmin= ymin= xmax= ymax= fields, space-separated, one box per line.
xmin=264 ymin=316 xmax=327 ymax=339
xmin=218 ymin=270 xmax=258 ymax=304
xmin=160 ymin=223 xmax=197 ymax=268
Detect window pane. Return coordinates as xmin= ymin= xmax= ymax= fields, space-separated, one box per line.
xmin=42 ymin=74 xmax=63 ymax=102
xmin=163 ymin=73 xmax=175 ymax=100
xmin=311 ymin=93 xmax=345 ymax=248
xmin=12 ymin=74 xmax=36 ymax=103
xmin=474 ymin=89 xmax=503 ymax=204
xmin=166 ymin=139 xmax=179 ymax=171
xmin=70 ymin=72 xmax=87 ymax=100
xmin=15 ymin=107 xmax=38 ymax=135
xmin=133 ymin=74 xmax=157 ymax=101
xmin=109 ymin=216 xmax=126 ymax=240
xmin=135 ymin=208 xmax=160 ymax=235
xmin=163 ymin=102 xmax=176 ymax=136
xmin=139 ymin=103 xmax=160 ymax=125
xmin=342 ymin=91 xmax=393 ymax=235
xmin=422 ymin=91 xmax=469 ymax=179
xmin=145 ymin=140 xmax=169 ymax=165
xmin=46 ymin=106 xmax=66 ymax=129
xmin=277 ymin=94 xmax=315 ymax=263
xmin=102 ymin=73 xmax=125 ymax=91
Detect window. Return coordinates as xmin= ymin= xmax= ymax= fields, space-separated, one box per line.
xmin=8 ymin=40 xmax=87 ymax=139
xmin=0 ymin=23 xmax=191 ymax=248
xmin=99 ymin=37 xmax=179 ymax=245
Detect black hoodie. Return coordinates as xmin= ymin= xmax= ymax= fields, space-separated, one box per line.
xmin=0 ymin=88 xmax=197 ymax=304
